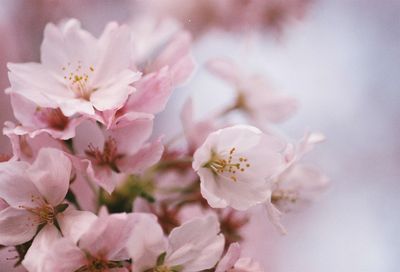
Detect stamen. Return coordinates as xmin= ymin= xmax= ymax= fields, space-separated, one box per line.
xmin=62 ymin=61 xmax=95 ymax=100
xmin=85 ymin=137 xmax=123 ymax=172
xmin=204 ymin=148 xmax=251 ymax=182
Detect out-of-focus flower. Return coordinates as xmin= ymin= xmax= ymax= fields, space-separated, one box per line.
xmin=192 ymin=125 xmax=285 ymax=210
xmin=181 ymin=98 xmax=218 ymax=154
xmin=207 ymin=58 xmax=298 ymax=127
xmin=265 ymin=132 xmax=329 ymax=233
xmin=128 ymin=214 xmax=225 ymax=272
xmin=43 ymin=213 xmax=135 ymax=272
xmin=7 ymin=19 xmax=141 ymax=117
xmin=0 ymin=148 xmax=75 ymax=246
xmin=216 ymin=243 xmax=264 ymax=272
xmin=75 ymin=118 xmax=163 ymax=193
xmin=145 ymin=0 xmax=311 ymax=37
xmin=6 ymin=93 xmax=85 ymax=140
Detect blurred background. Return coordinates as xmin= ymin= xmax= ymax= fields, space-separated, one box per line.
xmin=0 ymin=0 xmax=399 ymax=271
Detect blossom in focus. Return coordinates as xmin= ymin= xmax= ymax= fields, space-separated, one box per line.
xmin=207 ymin=58 xmax=298 ymax=126
xmin=192 ymin=125 xmax=285 ymax=210
xmin=0 ymin=148 xmax=72 ymax=246
xmin=6 ymin=93 xmax=85 ymax=140
xmin=43 ymin=213 xmax=135 ymax=272
xmin=75 ymin=118 xmax=164 ymax=193
xmin=216 ymin=243 xmax=264 ymax=272
xmin=128 ymin=214 xmax=225 ymax=272
xmin=107 ymin=21 xmax=195 ymax=127
xmin=3 ymin=121 xmax=67 ymax=163
xmin=7 ymin=19 xmax=141 ymax=117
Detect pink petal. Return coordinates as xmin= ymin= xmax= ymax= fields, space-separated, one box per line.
xmin=206 ymin=58 xmax=241 ymax=87
xmin=92 ymin=23 xmax=132 ymax=86
xmin=166 ymin=215 xmax=225 ymax=270
xmin=27 ymin=148 xmax=71 ymax=206
xmin=108 ymin=117 xmax=154 ymax=155
xmin=126 ymin=213 xmax=166 ymax=272
xmin=42 ymin=237 xmax=86 ymax=272
xmin=90 ymin=71 xmax=139 ymax=111
xmin=150 ymin=31 xmax=195 ymax=86
xmin=118 ymin=138 xmax=164 ymax=174
xmin=0 ymin=207 xmax=37 ymax=245
xmin=57 ymin=209 xmax=97 ymax=243
xmin=22 ymin=224 xmax=61 ymax=272
xmin=79 ymin=213 xmax=135 ymax=260
xmin=125 ymin=67 xmax=172 ymax=114
xmin=265 ymin=193 xmax=287 ymax=235
xmin=7 ymin=63 xmax=71 ymax=108
xmin=0 ymin=160 xmax=41 ymax=208
xmin=215 ymin=243 xmax=241 ymax=272
xmin=41 ymin=19 xmax=97 ymax=72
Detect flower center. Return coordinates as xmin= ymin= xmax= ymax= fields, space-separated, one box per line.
xmin=271 ymin=189 xmax=298 ymax=205
xmin=35 ymin=107 xmax=69 ymax=130
xmin=85 ymin=137 xmax=123 ymax=172
xmin=19 ymin=195 xmax=56 ymax=226
xmin=75 ymin=255 xmax=124 ymax=272
xmin=204 ymin=147 xmax=251 ymax=182
xmin=62 ymin=61 xmax=95 ymax=100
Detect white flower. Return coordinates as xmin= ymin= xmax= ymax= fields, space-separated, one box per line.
xmin=192 ymin=125 xmax=285 ymax=211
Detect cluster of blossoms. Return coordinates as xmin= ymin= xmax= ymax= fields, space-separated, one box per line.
xmin=0 ymin=17 xmax=328 ymax=272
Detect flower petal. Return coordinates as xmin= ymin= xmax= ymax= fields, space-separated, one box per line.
xmin=57 ymin=209 xmax=97 ymax=243
xmin=42 ymin=237 xmax=86 ymax=272
xmin=27 ymin=148 xmax=71 ymax=206
xmin=22 ymin=224 xmax=61 ymax=272
xmin=0 ymin=207 xmax=37 ymax=245
xmin=0 ymin=160 xmax=41 ymax=208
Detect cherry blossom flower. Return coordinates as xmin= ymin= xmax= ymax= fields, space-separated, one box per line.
xmin=0 ymin=148 xmax=72 ymax=246
xmin=7 ymin=18 xmax=141 ymax=117
xmin=128 ymin=214 xmax=225 ymax=272
xmin=6 ymin=93 xmax=85 ymax=140
xmin=192 ymin=125 xmax=285 ymax=210
xmin=106 ymin=23 xmax=195 ymax=127
xmin=265 ymin=132 xmax=328 ymax=233
xmin=22 ymin=210 xmax=97 ymax=272
xmin=43 ymin=213 xmax=135 ymax=272
xmin=207 ymin=58 xmax=298 ymax=126
xmin=3 ymin=121 xmax=67 ymax=163
xmin=74 ymin=118 xmax=164 ymax=193
xmin=216 ymin=243 xmax=264 ymax=272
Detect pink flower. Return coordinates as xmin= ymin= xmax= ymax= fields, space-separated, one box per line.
xmin=265 ymin=132 xmax=329 ymax=233
xmin=216 ymin=243 xmax=264 ymax=272
xmin=43 ymin=213 xmax=135 ymax=272
xmin=207 ymin=58 xmax=298 ymax=126
xmin=7 ymin=19 xmax=141 ymax=117
xmin=6 ymin=93 xmax=85 ymax=140
xmin=75 ymin=118 xmax=164 ymax=193
xmin=3 ymin=121 xmax=67 ymax=163
xmin=107 ymin=25 xmax=195 ymax=127
xmin=0 ymin=148 xmax=72 ymax=246
xmin=128 ymin=214 xmax=225 ymax=272
xmin=192 ymin=125 xmax=285 ymax=210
